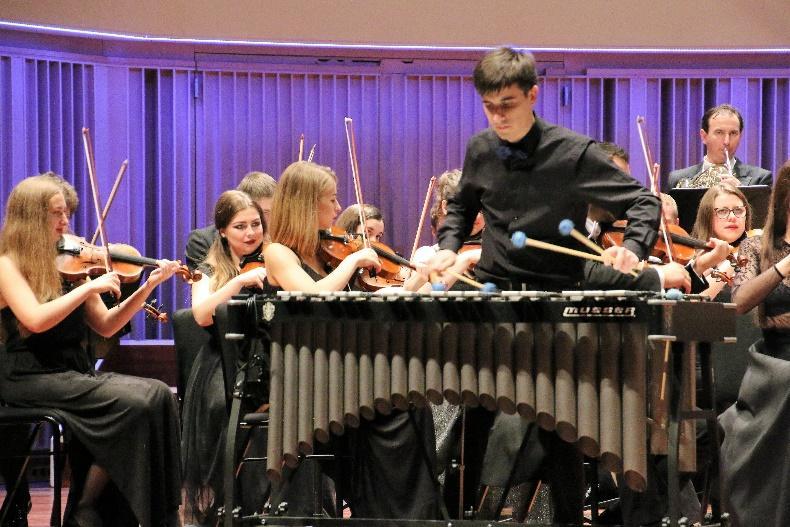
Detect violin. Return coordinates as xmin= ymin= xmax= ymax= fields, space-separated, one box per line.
xmin=56 ymin=233 xmax=201 ymax=284
xmin=601 ymin=220 xmax=708 ymax=265
xmin=602 ymin=220 xmax=747 ymax=275
xmin=239 ymin=249 xmax=265 ymax=273
xmin=319 ymin=226 xmax=410 ymax=291
xmin=142 ymin=300 xmax=169 ymax=323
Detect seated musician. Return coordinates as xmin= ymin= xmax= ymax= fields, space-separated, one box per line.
xmin=263 ymin=161 xmax=441 ymax=519
xmin=720 ymin=159 xmax=790 ymax=526
xmin=336 ymin=203 xmax=385 ymax=242
xmin=0 ymin=172 xmax=80 ymax=527
xmin=668 ymin=104 xmax=772 ymax=189
xmin=0 ymin=175 xmax=183 ymax=527
xmin=689 ymin=183 xmax=752 ymax=301
xmin=185 ymin=171 xmax=276 ymax=272
xmin=182 ymin=190 xmax=269 ymax=525
xmin=413 ymin=169 xmax=484 ymax=268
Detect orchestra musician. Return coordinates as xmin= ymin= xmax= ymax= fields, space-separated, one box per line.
xmin=182 ymin=190 xmax=269 ymax=526
xmin=426 ymin=47 xmax=664 ymax=523
xmin=668 ymin=104 xmax=772 ymax=189
xmin=0 ymin=175 xmax=183 ymax=527
xmin=335 ymin=203 xmax=385 ymax=243
xmin=413 ymin=169 xmax=484 ymax=268
xmin=690 ymin=183 xmax=752 ymax=300
xmin=720 ymin=159 xmax=790 ymax=526
xmin=263 ymin=161 xmax=441 ymax=519
xmin=185 ymin=171 xmax=276 ymax=272
xmin=0 ymin=171 xmax=80 ymax=527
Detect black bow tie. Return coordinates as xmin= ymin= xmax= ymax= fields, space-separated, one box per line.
xmin=495 ymin=144 xmax=530 ymax=163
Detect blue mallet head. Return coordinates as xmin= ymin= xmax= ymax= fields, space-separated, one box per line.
xmin=431 ymin=281 xmax=446 ymax=292
xmin=481 ymin=282 xmax=498 ymax=294
xmin=511 ymin=230 xmax=527 ymax=249
xmin=665 ymin=288 xmax=684 ymax=301
xmin=558 ymin=219 xmax=575 ymax=237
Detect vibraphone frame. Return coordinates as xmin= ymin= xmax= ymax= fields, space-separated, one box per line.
xmin=224 ymin=290 xmax=736 ymax=527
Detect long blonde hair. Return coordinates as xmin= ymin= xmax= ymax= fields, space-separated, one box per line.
xmin=204 ymin=190 xmax=264 ymax=292
xmin=269 ymin=162 xmax=337 ymax=258
xmin=0 ymin=176 xmax=64 ymax=302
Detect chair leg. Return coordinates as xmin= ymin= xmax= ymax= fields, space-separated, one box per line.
xmin=51 ymin=424 xmax=63 ymax=527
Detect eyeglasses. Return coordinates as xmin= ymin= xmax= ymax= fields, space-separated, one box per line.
xmin=714 ymin=206 xmax=746 ymax=219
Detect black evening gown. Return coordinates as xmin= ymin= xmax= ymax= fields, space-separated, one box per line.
xmin=260 ymin=263 xmax=441 ymax=520
xmin=0 ymin=304 xmax=181 ymax=527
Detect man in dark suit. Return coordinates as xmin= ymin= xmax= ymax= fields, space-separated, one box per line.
xmin=185 ymin=171 xmax=276 ymax=271
xmin=668 ymin=104 xmax=772 ymax=189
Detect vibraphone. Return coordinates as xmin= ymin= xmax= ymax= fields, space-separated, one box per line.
xmin=226 ymin=289 xmax=736 ymax=496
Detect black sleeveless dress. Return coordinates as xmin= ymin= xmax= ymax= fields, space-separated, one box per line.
xmin=0 ymin=301 xmax=181 ymax=527
xmin=262 ymin=262 xmax=441 ymax=520
xmin=180 ymin=265 xmax=269 ymax=525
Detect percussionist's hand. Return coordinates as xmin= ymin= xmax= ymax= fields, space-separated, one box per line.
xmin=426 ymin=249 xmax=458 ymax=276
xmin=659 ymin=261 xmax=692 ymax=293
xmin=601 ymin=246 xmax=639 ymax=274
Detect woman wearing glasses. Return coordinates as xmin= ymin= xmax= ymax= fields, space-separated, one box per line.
xmin=690 ymin=183 xmax=752 ymax=300
xmin=720 ymin=161 xmax=790 ymax=526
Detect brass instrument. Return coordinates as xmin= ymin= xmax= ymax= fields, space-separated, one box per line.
xmin=675 ymin=164 xmax=729 ymax=188
xmin=677 ymin=147 xmax=736 ymax=188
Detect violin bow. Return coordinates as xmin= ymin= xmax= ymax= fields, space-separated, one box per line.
xmin=298 ymin=133 xmax=305 ymax=162
xmin=636 ymin=116 xmax=676 ymax=263
xmin=410 ymin=175 xmax=437 ymax=261
xmin=90 ymin=159 xmax=128 ymax=244
xmin=81 ymin=127 xmax=115 ymax=274
xmin=344 ymin=117 xmax=370 ymax=248
xmin=307 ymin=144 xmax=316 ymax=163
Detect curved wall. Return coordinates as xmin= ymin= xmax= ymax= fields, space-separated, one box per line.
xmin=3 ymin=0 xmax=790 ymax=49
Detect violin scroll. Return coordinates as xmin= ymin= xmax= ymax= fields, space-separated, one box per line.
xmin=142 ymin=300 xmax=168 ymax=323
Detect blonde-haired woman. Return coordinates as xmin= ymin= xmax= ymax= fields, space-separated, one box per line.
xmin=182 ymin=190 xmax=269 ymax=525
xmin=263 ymin=161 xmax=440 ymax=519
xmin=0 ymin=175 xmax=182 ymax=527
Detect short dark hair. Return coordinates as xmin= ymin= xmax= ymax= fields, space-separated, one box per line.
xmin=597 ymin=142 xmax=630 ymax=163
xmin=701 ymin=104 xmax=743 ymax=133
xmin=237 ymin=171 xmax=276 ymax=201
xmin=473 ymin=47 xmax=538 ymax=96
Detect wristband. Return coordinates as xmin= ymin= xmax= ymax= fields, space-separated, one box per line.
xmin=774 ymin=264 xmax=785 ymax=280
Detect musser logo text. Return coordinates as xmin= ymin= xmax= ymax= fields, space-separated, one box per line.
xmin=562 ymin=306 xmax=636 ymax=318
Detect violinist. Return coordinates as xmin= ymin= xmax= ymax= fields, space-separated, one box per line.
xmin=336 ymin=203 xmax=385 ymax=242
xmin=690 ymin=183 xmax=752 ymax=300
xmin=182 ymin=190 xmax=268 ymax=525
xmin=0 ymin=175 xmax=183 ymax=527
xmin=720 ymin=160 xmax=790 ymax=526
xmin=185 ymin=171 xmax=276 ymax=272
xmin=412 ymin=169 xmax=483 ymax=273
xmin=263 ymin=161 xmax=440 ymax=519
xmin=0 ymin=171 xmax=80 ymax=526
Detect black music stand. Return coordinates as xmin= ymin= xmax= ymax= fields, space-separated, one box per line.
xmin=669 ymin=185 xmax=771 ymax=234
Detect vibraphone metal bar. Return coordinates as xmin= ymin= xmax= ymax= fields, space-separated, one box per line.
xmin=225 ymin=289 xmax=736 ymax=524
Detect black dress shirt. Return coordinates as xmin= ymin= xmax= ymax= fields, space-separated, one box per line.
xmin=438 ymin=116 xmax=661 ymax=289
